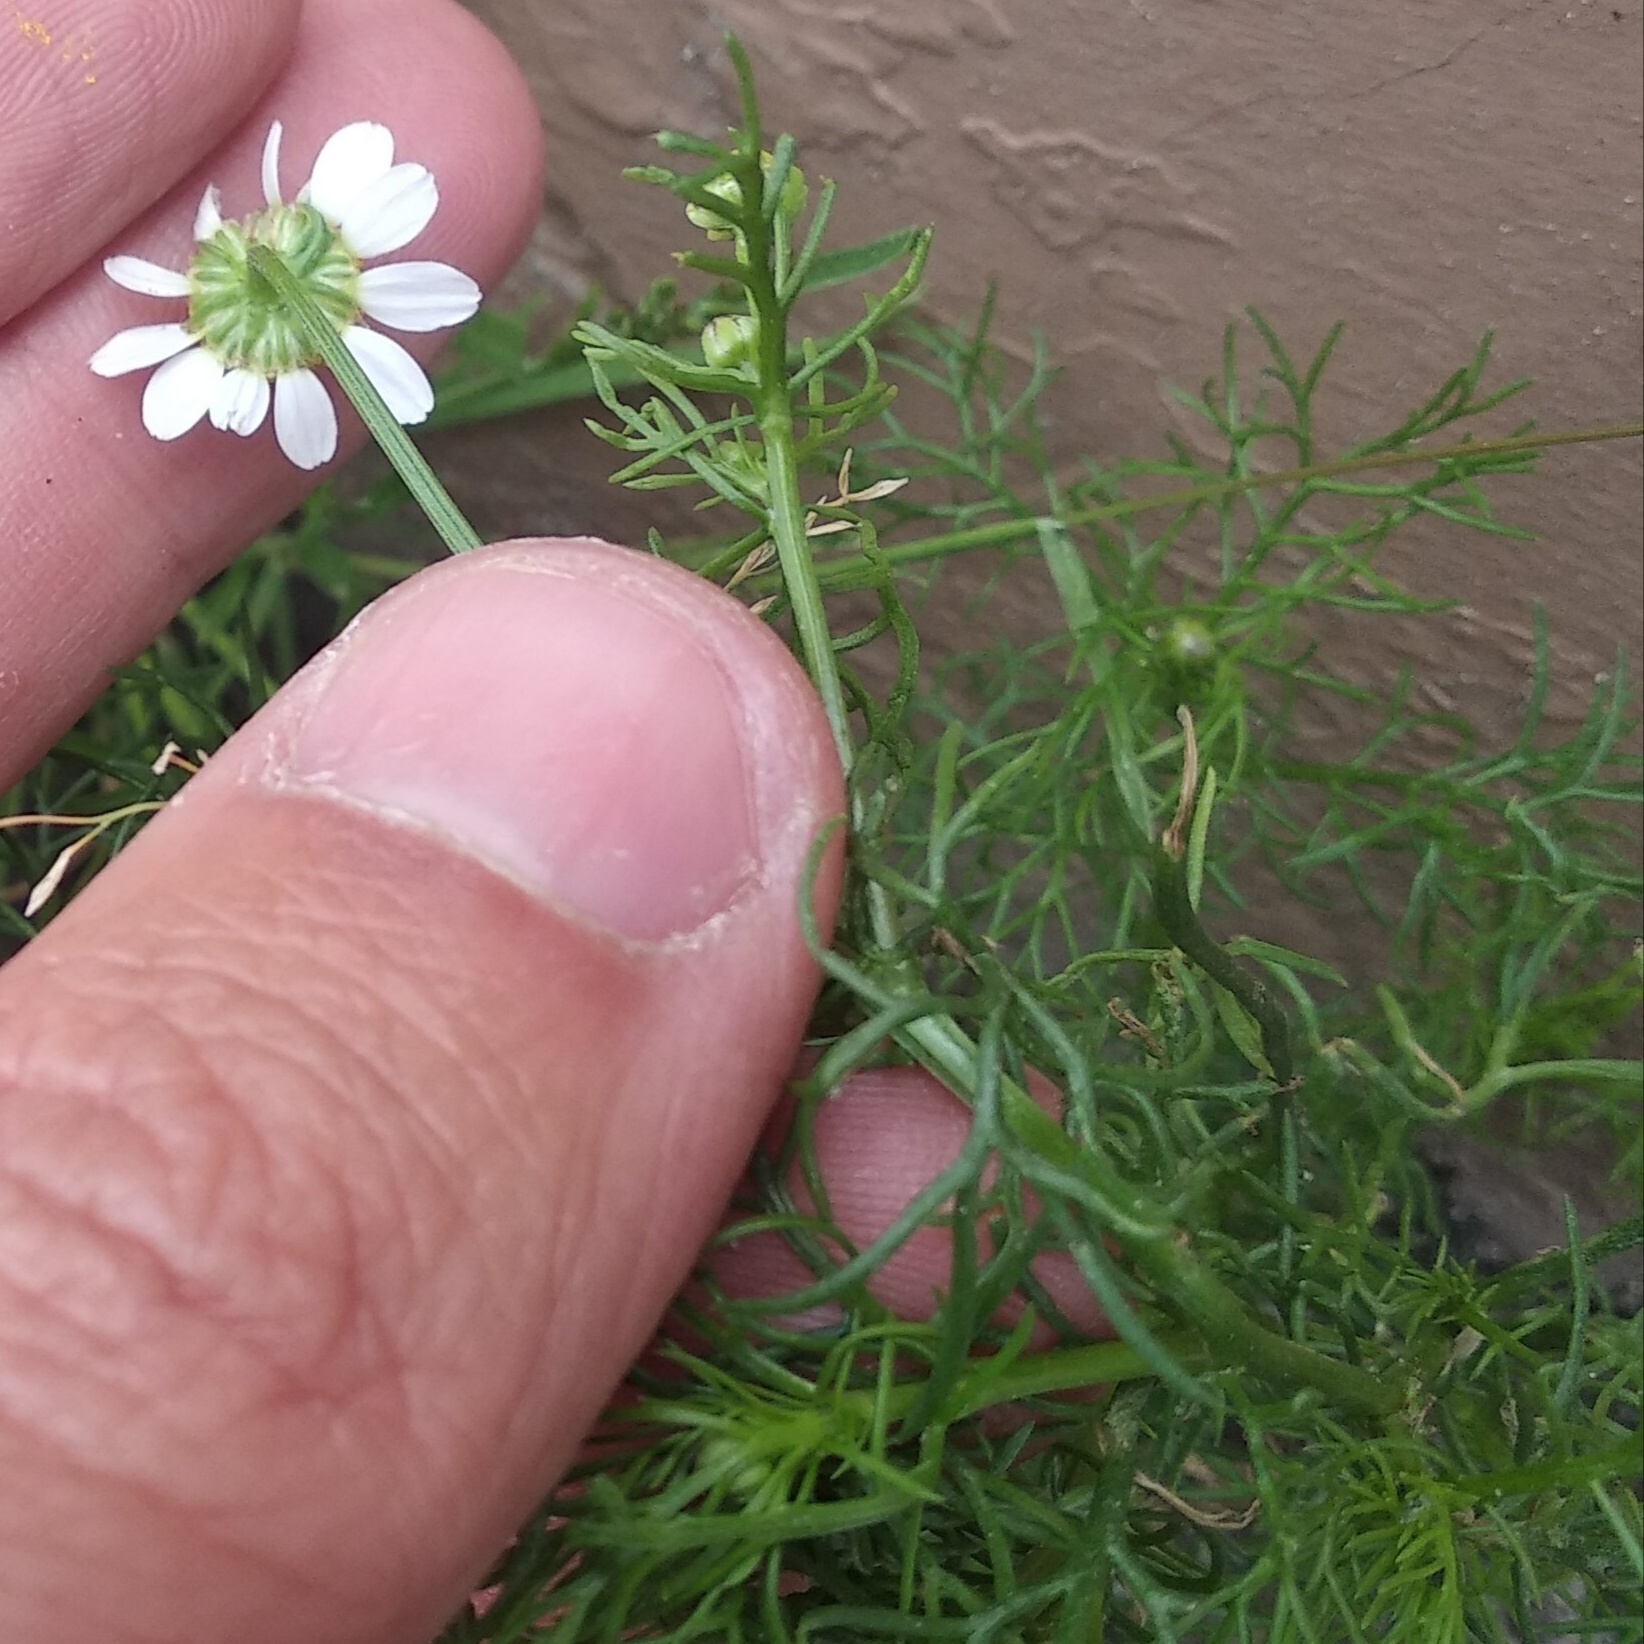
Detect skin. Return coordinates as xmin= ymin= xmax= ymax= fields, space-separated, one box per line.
xmin=0 ymin=5 xmax=1104 ymax=1640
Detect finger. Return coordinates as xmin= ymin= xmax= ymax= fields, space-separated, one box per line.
xmin=0 ymin=539 xmax=845 ymax=1644
xmin=0 ymin=0 xmax=544 ymax=789
xmin=709 ymin=1066 xmax=1111 ymax=1343
xmin=0 ymin=0 xmax=301 ymax=327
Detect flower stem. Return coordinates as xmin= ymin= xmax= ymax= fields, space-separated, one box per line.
xmin=759 ymin=383 xmax=853 ymax=774
xmin=245 ymin=245 xmax=482 ymax=555
xmin=739 ymin=232 xmax=853 ymax=784
xmin=733 ymin=129 xmax=911 ymax=966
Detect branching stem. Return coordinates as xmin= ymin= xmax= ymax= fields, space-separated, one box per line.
xmin=723 ymin=66 xmax=1404 ymax=1430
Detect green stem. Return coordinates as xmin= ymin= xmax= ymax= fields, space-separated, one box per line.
xmin=1486 ymin=1212 xmax=1643 ymax=1302
xmin=833 ymin=1340 xmax=1158 ymax=1428
xmin=1464 ymin=1056 xmax=1644 ymax=1109
xmin=759 ymin=381 xmax=852 ymax=774
xmin=939 ymin=1340 xmax=1153 ymax=1417
xmin=245 ymin=245 xmax=482 ymax=555
xmin=741 ymin=225 xmax=853 ymax=781
xmin=1449 ymin=1438 xmax=1644 ymax=1503
xmin=1128 ymin=1233 xmax=1401 ymax=1419
xmin=734 ymin=130 xmax=911 ymax=962
xmin=1153 ymin=840 xmax=1296 ymax=1087
xmin=759 ymin=385 xmax=906 ymax=961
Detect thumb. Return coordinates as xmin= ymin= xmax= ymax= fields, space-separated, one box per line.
xmin=0 ymin=539 xmax=844 ymax=1644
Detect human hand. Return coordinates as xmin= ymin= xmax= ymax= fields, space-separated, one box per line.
xmin=1 ymin=4 xmax=845 ymax=1638
xmin=1 ymin=7 xmax=1102 ymax=1641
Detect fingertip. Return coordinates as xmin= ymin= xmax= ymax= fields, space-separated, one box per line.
xmin=0 ymin=535 xmax=846 ymax=1642
xmin=0 ymin=0 xmax=304 ymax=326
xmin=233 ymin=536 xmax=844 ymax=945
xmin=713 ymin=1064 xmax=1111 ymax=1342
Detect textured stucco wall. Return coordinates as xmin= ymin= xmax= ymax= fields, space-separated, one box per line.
xmin=451 ymin=0 xmax=1643 ymax=737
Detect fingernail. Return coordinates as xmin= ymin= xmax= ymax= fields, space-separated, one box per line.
xmin=271 ymin=549 xmax=759 ymax=942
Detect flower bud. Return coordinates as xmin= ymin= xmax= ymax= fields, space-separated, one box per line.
xmin=685 ymin=173 xmax=743 ymax=240
xmin=701 ymin=313 xmax=758 ymax=370
xmin=684 ymin=152 xmax=807 ymax=238
xmin=1160 ymin=615 xmax=1218 ymax=672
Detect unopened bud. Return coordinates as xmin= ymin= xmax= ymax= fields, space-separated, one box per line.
xmin=685 ymin=173 xmax=743 ymax=239
xmin=684 ymin=152 xmax=807 ymax=238
xmin=1161 ymin=615 xmax=1218 ymax=671
xmin=701 ymin=313 xmax=758 ymax=369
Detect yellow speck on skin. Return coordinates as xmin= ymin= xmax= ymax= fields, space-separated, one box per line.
xmin=16 ymin=14 xmax=98 ymax=81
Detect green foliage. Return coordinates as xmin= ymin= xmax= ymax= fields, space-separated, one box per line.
xmin=5 ymin=36 xmax=1640 ymax=1643
xmin=0 ymin=477 xmax=413 ymax=948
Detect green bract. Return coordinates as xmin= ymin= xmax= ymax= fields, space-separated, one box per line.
xmin=189 ymin=204 xmax=362 ymax=377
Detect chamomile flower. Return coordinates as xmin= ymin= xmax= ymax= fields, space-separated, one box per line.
xmin=89 ymin=120 xmax=481 ymax=471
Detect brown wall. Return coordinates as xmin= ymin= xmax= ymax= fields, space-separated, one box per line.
xmin=452 ymin=0 xmax=1643 ymax=737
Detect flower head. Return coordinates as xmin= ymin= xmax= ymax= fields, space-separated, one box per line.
xmin=89 ymin=120 xmax=481 ymax=470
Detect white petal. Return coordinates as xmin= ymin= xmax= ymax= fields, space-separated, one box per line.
xmin=89 ymin=322 xmax=197 ymax=377
xmin=102 ymin=256 xmax=190 ymax=298
xmin=273 ymin=368 xmax=338 ymax=469
xmin=356 ymin=262 xmax=481 ymax=331
xmin=261 ymin=120 xmax=284 ymax=205
xmin=194 ymin=184 xmax=223 ymax=241
xmin=141 ymin=348 xmax=224 ymax=441
xmin=208 ymin=368 xmax=271 ymax=436
xmin=302 ymin=121 xmax=395 ymax=223
xmin=343 ymin=325 xmax=434 ymax=424
xmin=337 ymin=165 xmax=437 ymax=258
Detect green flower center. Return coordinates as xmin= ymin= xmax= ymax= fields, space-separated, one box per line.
xmin=188 ymin=203 xmax=361 ymax=376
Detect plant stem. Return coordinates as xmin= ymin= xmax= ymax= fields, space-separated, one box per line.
xmin=1153 ymin=841 xmax=1296 ymax=1086
xmin=1128 ymin=1232 xmax=1402 ymax=1419
xmin=735 ymin=132 xmax=915 ymax=965
xmin=742 ymin=229 xmax=854 ymax=782
xmin=837 ymin=1340 xmax=1156 ymax=1426
xmin=1449 ymin=1438 xmax=1644 ymax=1503
xmin=759 ymin=383 xmax=853 ymax=774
